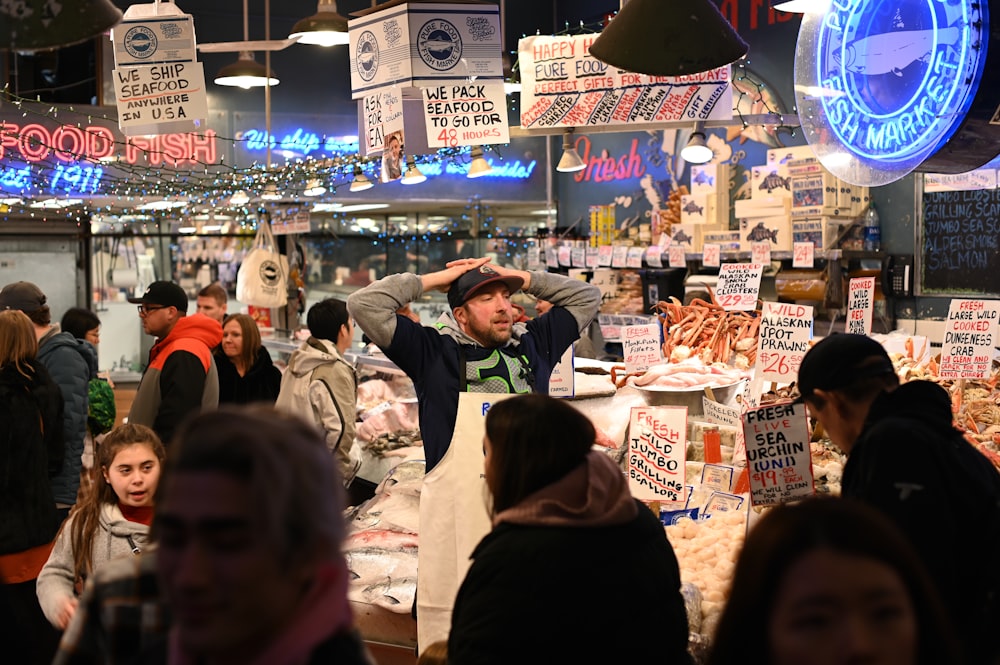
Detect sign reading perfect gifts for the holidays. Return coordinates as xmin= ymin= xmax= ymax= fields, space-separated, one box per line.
xmin=793 ymin=0 xmax=995 ymax=185
xmin=518 ymin=34 xmax=732 ymax=129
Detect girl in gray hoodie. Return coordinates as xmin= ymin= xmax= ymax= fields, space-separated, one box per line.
xmin=36 ymin=424 xmax=165 ymax=629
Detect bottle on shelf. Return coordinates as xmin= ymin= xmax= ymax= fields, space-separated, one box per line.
xmin=862 ymin=202 xmax=881 ymax=252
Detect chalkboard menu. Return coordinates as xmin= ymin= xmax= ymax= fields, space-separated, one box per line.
xmin=921 ymin=189 xmax=1000 ymax=296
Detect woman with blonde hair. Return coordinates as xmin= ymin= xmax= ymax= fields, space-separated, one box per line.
xmin=0 ymin=309 xmax=65 ymax=663
xmin=215 ymin=313 xmax=281 ymax=404
xmin=36 ymin=423 xmax=165 ymax=630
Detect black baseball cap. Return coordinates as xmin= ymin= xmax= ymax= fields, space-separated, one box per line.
xmin=796 ymin=334 xmax=895 ymax=402
xmin=0 ymin=281 xmax=46 ymax=312
xmin=447 ymin=265 xmax=524 ymax=310
xmin=127 ymin=281 xmax=188 ymax=314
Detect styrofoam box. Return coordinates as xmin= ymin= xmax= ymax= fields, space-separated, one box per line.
xmin=767 ymin=145 xmax=816 ymax=167
xmin=702 ymin=230 xmax=740 ymax=252
xmin=792 ymin=218 xmax=839 ymax=250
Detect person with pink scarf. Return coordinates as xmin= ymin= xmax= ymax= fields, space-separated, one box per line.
xmin=448 ymin=394 xmax=693 ymax=664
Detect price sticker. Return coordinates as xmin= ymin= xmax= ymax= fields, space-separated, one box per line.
xmin=792 ymin=241 xmax=814 ymax=268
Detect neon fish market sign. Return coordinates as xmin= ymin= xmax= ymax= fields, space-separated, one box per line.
xmin=794 ymin=0 xmax=987 ymax=185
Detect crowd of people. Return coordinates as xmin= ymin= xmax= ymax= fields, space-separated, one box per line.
xmin=1 ymin=267 xmax=999 ymax=665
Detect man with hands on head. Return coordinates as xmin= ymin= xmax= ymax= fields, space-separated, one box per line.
xmin=348 ymin=257 xmax=601 ymax=471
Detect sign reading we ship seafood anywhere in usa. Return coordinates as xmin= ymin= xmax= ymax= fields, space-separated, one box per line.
xmin=518 ymin=34 xmax=732 ymax=129
xmin=939 ymin=299 xmax=1000 ymax=379
xmin=628 ymin=406 xmax=687 ymax=503
xmin=742 ymin=403 xmax=814 ymax=507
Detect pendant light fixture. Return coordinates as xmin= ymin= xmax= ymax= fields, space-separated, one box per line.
xmin=304 ymin=179 xmax=327 ymax=196
xmin=289 ymin=0 xmax=350 ymax=47
xmin=230 ymin=190 xmax=251 ymax=206
xmin=260 ymin=183 xmax=283 ymax=200
xmin=467 ymin=147 xmax=493 ymax=178
xmin=588 ymin=0 xmax=748 ymax=76
xmin=214 ymin=0 xmax=279 ymax=88
xmin=556 ymin=129 xmax=586 ymax=173
xmin=680 ymin=122 xmax=714 ymax=164
xmin=1 ymin=0 xmax=122 ymax=52
xmin=401 ymin=157 xmax=427 ymax=185
xmin=350 ymin=165 xmax=375 ymax=192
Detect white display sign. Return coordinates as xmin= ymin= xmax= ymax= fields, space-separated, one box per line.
xmin=757 ymin=302 xmax=812 ymax=383
xmin=645 ymin=245 xmax=662 ymax=268
xmin=571 ymin=247 xmax=586 ymax=268
xmin=611 ymin=245 xmax=629 ymax=268
xmin=622 ymin=322 xmax=662 ymax=373
xmin=362 ymin=86 xmax=404 ymax=154
xmin=668 ymin=244 xmax=686 ymax=268
xmin=702 ymin=243 xmax=721 ymax=267
xmin=939 ymin=299 xmax=1000 ymax=379
xmin=518 ymin=34 xmax=732 ymax=129
xmin=548 ymin=345 xmax=575 ymax=397
xmin=585 ymin=246 xmax=600 ymax=268
xmin=715 ymin=263 xmax=764 ymax=311
xmin=792 ymin=241 xmax=815 ymax=268
xmin=598 ymin=245 xmax=614 ymax=266
xmin=112 ymin=62 xmax=208 ymax=136
xmin=112 ymin=8 xmax=196 ymax=67
xmin=742 ymin=403 xmax=815 ymax=507
xmin=423 ymin=82 xmax=509 ymax=147
xmin=846 ymin=277 xmax=875 ymax=335
xmin=626 ymin=246 xmax=645 ymax=268
xmin=751 ymin=241 xmax=771 ymax=266
xmin=271 ymin=210 xmax=311 ymax=235
xmin=628 ymin=406 xmax=687 ymax=503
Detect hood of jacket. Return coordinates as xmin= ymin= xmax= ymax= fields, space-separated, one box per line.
xmin=286 ymin=337 xmax=347 ymax=377
xmin=432 ymin=310 xmax=528 ymax=349
xmin=866 ymin=380 xmax=955 ymax=436
xmin=38 ymin=327 xmax=98 ymax=376
xmin=100 ymin=502 xmax=151 ymax=540
xmin=151 ymin=314 xmax=223 ymax=362
xmin=493 ymin=451 xmax=638 ymax=528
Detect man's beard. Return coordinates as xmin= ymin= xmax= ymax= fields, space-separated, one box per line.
xmin=468 ymin=316 xmax=512 ymax=347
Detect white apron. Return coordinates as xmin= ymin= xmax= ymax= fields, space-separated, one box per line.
xmin=416 ymin=392 xmax=511 ymax=653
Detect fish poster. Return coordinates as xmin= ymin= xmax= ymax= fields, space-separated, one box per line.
xmin=757 ymin=302 xmax=812 ymax=383
xmin=518 ymin=34 xmax=732 ymax=129
xmin=742 ymin=403 xmax=815 ymax=507
xmin=628 ymin=406 xmax=687 ymax=503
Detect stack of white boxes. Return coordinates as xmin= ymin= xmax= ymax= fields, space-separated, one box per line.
xmin=674 ymin=163 xmax=733 ymax=251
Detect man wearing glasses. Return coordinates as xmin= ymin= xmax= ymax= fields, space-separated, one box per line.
xmin=127 ymin=281 xmax=223 ymax=445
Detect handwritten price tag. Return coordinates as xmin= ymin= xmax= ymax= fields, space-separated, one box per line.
xmin=703 ymin=243 xmax=721 ymax=267
xmin=571 ymin=247 xmax=586 ymax=268
xmin=526 ymin=246 xmax=540 ymax=271
xmin=598 ymin=245 xmax=614 ymax=266
xmin=756 ymin=301 xmax=813 ymax=383
xmin=846 ymin=277 xmax=875 ymax=336
xmin=557 ymin=246 xmax=572 ymax=267
xmin=611 ymin=245 xmax=629 ymax=268
xmin=716 ymin=263 xmax=765 ymax=312
xmin=626 ymin=246 xmax=645 ymax=268
xmin=751 ymin=241 xmax=771 ymax=265
xmin=742 ymin=403 xmax=815 ymax=507
xmin=628 ymin=406 xmax=687 ymax=503
xmin=622 ymin=322 xmax=662 ymax=373
xmin=586 ymin=246 xmax=600 ymax=268
xmin=792 ymin=241 xmax=814 ymax=268
xmin=668 ymin=245 xmax=686 ymax=268
xmin=645 ymin=245 xmax=662 ymax=267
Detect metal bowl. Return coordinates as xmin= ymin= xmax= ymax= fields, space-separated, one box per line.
xmin=632 ymin=379 xmax=745 ymax=415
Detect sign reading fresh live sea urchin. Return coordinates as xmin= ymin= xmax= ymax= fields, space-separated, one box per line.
xmin=794 ymin=0 xmax=997 ymax=186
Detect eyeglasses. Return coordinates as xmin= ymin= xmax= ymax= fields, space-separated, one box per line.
xmin=137 ymin=304 xmax=168 ymax=315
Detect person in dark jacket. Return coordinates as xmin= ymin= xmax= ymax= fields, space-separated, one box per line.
xmin=0 ymin=309 xmax=66 ymax=664
xmin=448 ymin=394 xmax=692 ymax=665
xmin=215 ymin=313 xmax=281 ymax=404
xmin=128 ymin=281 xmax=222 ymax=445
xmin=797 ymin=334 xmax=1000 ymax=665
xmin=0 ymin=281 xmax=96 ymax=520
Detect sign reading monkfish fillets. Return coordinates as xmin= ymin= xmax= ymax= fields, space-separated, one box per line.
xmin=715 ymin=263 xmax=764 ymax=311
xmin=423 ymin=82 xmax=509 ymax=147
xmin=757 ymin=302 xmax=812 ymax=383
xmin=939 ymin=299 xmax=1000 ymax=379
xmin=112 ymin=62 xmax=208 ymax=136
xmin=518 ymin=34 xmax=732 ymax=129
xmin=742 ymin=403 xmax=814 ymax=506
xmin=628 ymin=406 xmax=687 ymax=503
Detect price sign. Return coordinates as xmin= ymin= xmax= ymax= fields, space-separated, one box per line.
xmin=598 ymin=245 xmax=614 ymax=266
xmin=622 ymin=322 xmax=662 ymax=373
xmin=703 ymin=491 xmax=745 ymax=517
xmin=423 ymin=82 xmax=509 ymax=147
xmin=751 ymin=241 xmax=771 ymax=265
xmin=548 ymin=345 xmax=575 ymax=397
xmin=939 ymin=299 xmax=1000 ymax=379
xmin=557 ymin=245 xmax=572 ymax=267
xmin=742 ymin=403 xmax=815 ymax=506
xmin=627 ymin=406 xmax=687 ymax=503
xmin=571 ymin=247 xmax=586 ymax=268
xmin=645 ymin=245 xmax=663 ymax=267
xmin=703 ymin=243 xmax=721 ymax=267
xmin=793 ymin=241 xmax=815 ymax=268
xmin=526 ymin=246 xmax=541 ymax=271
xmin=626 ymin=246 xmax=645 ymax=268
xmin=846 ymin=277 xmax=875 ymax=335
xmin=545 ymin=247 xmax=558 ymax=267
xmin=701 ymin=464 xmax=735 ymax=492
xmin=668 ymin=244 xmax=686 ymax=268
xmin=611 ymin=245 xmax=629 ymax=268
xmin=585 ymin=246 xmax=600 ymax=268
xmin=757 ymin=301 xmax=812 ymax=383
xmin=271 ymin=210 xmax=311 ymax=235
xmin=715 ymin=263 xmax=764 ymax=311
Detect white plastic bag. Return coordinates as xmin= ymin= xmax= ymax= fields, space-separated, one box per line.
xmin=236 ymin=219 xmax=288 ymax=308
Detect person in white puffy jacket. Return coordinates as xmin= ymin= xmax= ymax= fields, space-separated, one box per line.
xmin=36 ymin=423 xmax=165 ymax=630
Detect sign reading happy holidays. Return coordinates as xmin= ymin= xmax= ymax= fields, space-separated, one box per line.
xmin=628 ymin=406 xmax=687 ymax=503
xmin=518 ymin=34 xmax=732 ymax=129
xmin=742 ymin=403 xmax=814 ymax=506
xmin=939 ymin=299 xmax=1000 ymax=379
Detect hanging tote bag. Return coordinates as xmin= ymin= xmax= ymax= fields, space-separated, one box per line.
xmin=236 ymin=218 xmax=288 ymax=308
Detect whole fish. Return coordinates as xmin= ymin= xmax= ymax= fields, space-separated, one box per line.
xmin=351 ymin=491 xmax=421 ymax=534
xmin=345 ymin=542 xmax=418 ymax=586
xmin=376 ymin=459 xmax=426 ymax=496
xmin=344 ymin=528 xmax=418 ymax=551
xmin=351 ymin=576 xmax=418 ymax=613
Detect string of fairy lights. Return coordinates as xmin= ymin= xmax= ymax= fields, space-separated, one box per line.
xmin=0 ymin=15 xmax=791 ymax=226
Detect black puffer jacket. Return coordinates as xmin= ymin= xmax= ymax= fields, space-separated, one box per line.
xmin=214 ymin=345 xmax=281 ymax=405
xmin=844 ymin=380 xmax=1000 ymax=665
xmin=0 ymin=361 xmax=64 ymax=555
